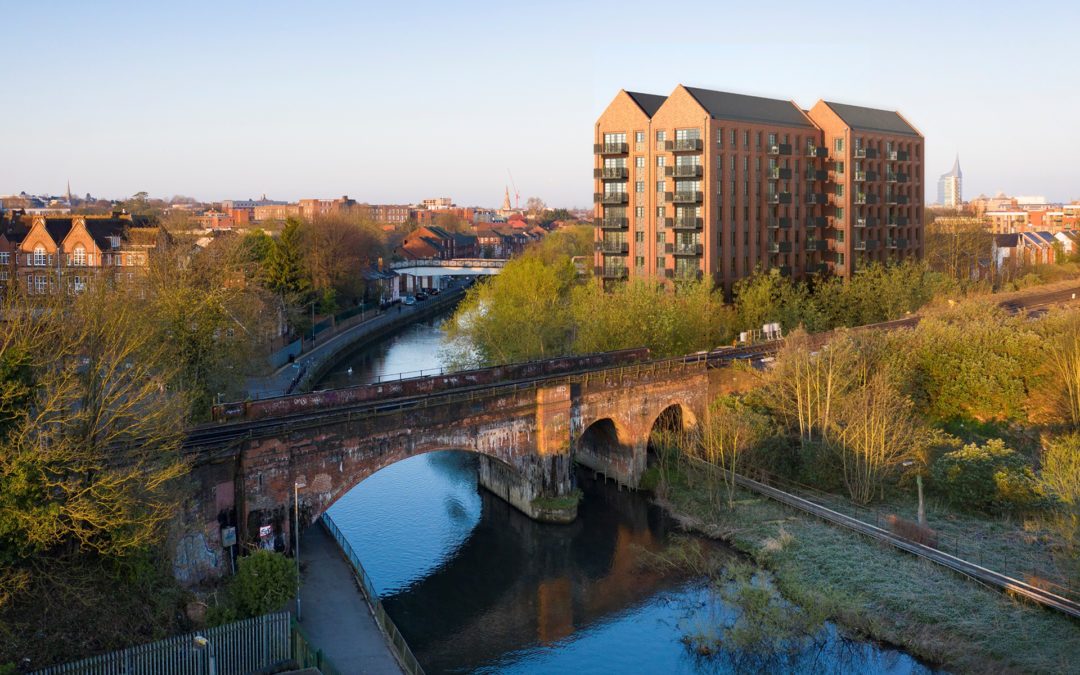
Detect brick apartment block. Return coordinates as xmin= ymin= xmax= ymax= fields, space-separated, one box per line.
xmin=594 ymin=85 xmax=924 ymax=293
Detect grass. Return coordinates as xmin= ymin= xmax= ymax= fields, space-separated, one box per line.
xmin=531 ymin=489 xmax=582 ymax=512
xmin=657 ymin=461 xmax=1080 ymax=674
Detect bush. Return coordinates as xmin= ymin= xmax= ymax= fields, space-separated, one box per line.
xmin=207 ymin=550 xmax=296 ymax=626
xmin=931 ymin=439 xmax=1046 ymax=513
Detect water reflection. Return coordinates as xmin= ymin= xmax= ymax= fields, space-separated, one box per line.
xmin=318 ymin=312 xmax=937 ymax=674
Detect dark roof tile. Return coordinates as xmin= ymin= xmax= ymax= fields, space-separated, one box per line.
xmin=823 ymin=101 xmax=921 ymax=137
xmin=683 ymin=86 xmax=813 ymax=129
xmin=625 ymin=91 xmax=667 ymax=118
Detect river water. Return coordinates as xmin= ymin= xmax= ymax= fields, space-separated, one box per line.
xmin=319 ymin=312 xmax=936 ymax=674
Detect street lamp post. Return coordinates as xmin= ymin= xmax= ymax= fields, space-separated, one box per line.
xmin=294 ymin=479 xmax=306 ymax=621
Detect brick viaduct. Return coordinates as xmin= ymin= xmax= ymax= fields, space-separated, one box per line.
xmin=172 ymin=351 xmax=757 ymax=585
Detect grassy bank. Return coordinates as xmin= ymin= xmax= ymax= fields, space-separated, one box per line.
xmin=656 ymin=462 xmax=1080 ymax=674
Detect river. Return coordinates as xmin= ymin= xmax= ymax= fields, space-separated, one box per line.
xmin=318 ymin=310 xmax=936 ymax=674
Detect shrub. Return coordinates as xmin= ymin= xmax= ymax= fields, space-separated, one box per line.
xmin=931 ymin=439 xmax=1045 ymax=513
xmin=233 ymin=550 xmax=297 ymax=618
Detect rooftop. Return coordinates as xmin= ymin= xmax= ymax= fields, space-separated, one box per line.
xmin=682 ymin=86 xmax=814 ymax=129
xmin=822 ymin=101 xmax=921 ymax=137
xmin=625 ymin=91 xmax=667 ymax=118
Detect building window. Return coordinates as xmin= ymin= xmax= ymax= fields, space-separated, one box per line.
xmin=73 ymin=245 xmax=86 ymax=266
xmin=656 ymin=130 xmax=666 ymax=143
xmin=835 ymin=207 xmax=844 ymax=222
xmin=717 ymin=128 xmax=723 ymax=147
xmin=73 ymin=276 xmax=86 ymax=293
xmin=635 ymin=131 xmax=645 ymax=143
xmin=33 ymin=245 xmax=46 ymax=266
xmin=635 ymin=156 xmax=645 ymax=168
xmin=834 ymin=138 xmax=844 ymax=153
xmin=0 ymin=252 xmax=8 ymax=265
xmin=636 ymin=181 xmax=644 ymax=193
xmin=730 ymin=129 xmax=736 ymax=146
xmin=835 ymin=184 xmax=844 ymax=197
xmin=603 ymin=132 xmax=626 ymax=145
xmin=635 ymin=206 xmax=645 ymax=218
xmin=675 ymin=128 xmax=700 ymax=140
xmin=656 ymin=156 xmax=666 ymax=167
xmin=743 ymin=131 xmax=750 ymax=148
xmin=35 ymin=275 xmax=46 ymax=294
xmin=656 ymin=181 xmax=665 ymax=193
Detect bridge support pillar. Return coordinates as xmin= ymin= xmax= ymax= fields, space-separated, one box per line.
xmin=477 ymin=453 xmax=577 ymax=523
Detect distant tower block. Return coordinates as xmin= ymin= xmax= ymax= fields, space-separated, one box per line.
xmin=938 ymin=155 xmax=962 ymax=208
xmin=501 ymin=186 xmax=512 ymax=212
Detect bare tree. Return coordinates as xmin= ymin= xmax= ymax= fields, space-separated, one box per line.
xmin=693 ymin=397 xmax=765 ymax=508
xmin=1045 ymin=311 xmax=1080 ymax=428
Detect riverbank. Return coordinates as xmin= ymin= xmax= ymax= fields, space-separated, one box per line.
xmin=653 ymin=462 xmax=1080 ymax=674
xmin=246 ymin=284 xmax=467 ymax=399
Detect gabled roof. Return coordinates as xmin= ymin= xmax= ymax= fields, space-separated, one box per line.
xmin=1022 ymin=231 xmax=1057 ymax=246
xmin=43 ymin=217 xmax=74 ymax=245
xmin=682 ymin=86 xmax=814 ymax=129
xmin=625 ymin=91 xmax=666 ymax=118
xmin=821 ymin=101 xmax=921 ymax=137
xmin=994 ymin=233 xmax=1020 ymax=248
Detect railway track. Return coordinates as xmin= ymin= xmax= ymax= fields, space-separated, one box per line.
xmin=730 ymin=470 xmax=1080 ymax=620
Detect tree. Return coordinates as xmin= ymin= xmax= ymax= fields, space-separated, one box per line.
xmin=694 ymin=397 xmax=765 ymax=508
xmin=265 ymin=218 xmax=310 ymax=297
xmin=1045 ymin=311 xmax=1080 ymax=428
xmin=932 ymin=439 xmax=1044 ymax=513
xmin=441 ymin=254 xmax=576 ymax=368
xmin=924 ymin=216 xmax=994 ymax=288
xmin=434 ymin=212 xmax=468 ymax=233
xmin=525 ymin=197 xmax=546 ymax=221
xmin=833 ymin=371 xmax=923 ymax=504
xmin=0 ymin=286 xmax=189 ymax=564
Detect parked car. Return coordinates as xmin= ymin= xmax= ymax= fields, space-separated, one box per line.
xmin=429 ymin=288 xmax=441 ymax=296
xmin=403 ymin=295 xmax=416 ymax=306
xmin=415 ymin=292 xmax=428 ymax=301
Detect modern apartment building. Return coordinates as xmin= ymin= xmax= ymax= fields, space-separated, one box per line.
xmin=594 ymin=85 xmax=924 ymax=294
xmin=937 ymin=155 xmax=963 ymax=208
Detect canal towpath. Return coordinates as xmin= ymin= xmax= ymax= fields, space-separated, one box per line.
xmin=297 ymin=523 xmax=404 ymax=674
xmin=245 ymin=282 xmax=467 ymax=400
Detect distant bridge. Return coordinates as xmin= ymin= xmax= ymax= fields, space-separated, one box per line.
xmin=390 ymin=258 xmax=508 ymax=277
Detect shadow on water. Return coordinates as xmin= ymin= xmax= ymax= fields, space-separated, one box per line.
xmin=318 ymin=313 xmax=939 ymax=674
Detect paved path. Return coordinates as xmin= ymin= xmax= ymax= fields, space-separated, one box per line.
xmin=297 ymin=523 xmax=403 ymax=674
xmin=246 ymin=281 xmax=468 ymax=399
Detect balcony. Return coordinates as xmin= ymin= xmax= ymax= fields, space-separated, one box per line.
xmin=673 ymin=243 xmax=703 ymax=256
xmin=854 ymin=193 xmax=878 ymax=205
xmin=886 ymin=216 xmax=909 ymax=227
xmin=805 ymin=145 xmax=828 ymax=158
xmin=593 ymin=142 xmax=629 ymax=155
xmin=896 ymin=173 xmax=909 ymax=183
xmin=806 ymin=240 xmax=828 ymax=252
xmin=672 ymin=216 xmax=703 ymax=230
xmin=854 ymin=192 xmax=868 ymax=204
xmin=886 ymin=172 xmax=898 ymax=183
xmin=670 ymin=191 xmax=703 ymax=204
xmin=810 ymin=262 xmax=830 ymax=274
xmin=805 ymin=192 xmax=828 ymax=205
xmin=665 ymin=165 xmax=703 ymax=178
xmin=766 ymin=167 xmax=793 ymax=180
xmin=776 ymin=265 xmax=792 ymax=277
xmin=767 ymin=192 xmax=792 ymax=205
xmin=598 ymin=241 xmax=629 ymax=255
xmin=665 ymin=138 xmax=703 ymax=152
xmin=888 ymin=150 xmax=910 ymax=162
xmin=865 ymin=171 xmax=878 ymax=181
xmin=594 ymin=167 xmax=629 ymax=180
xmin=768 ymin=241 xmax=793 ymax=254
xmin=854 ymin=217 xmax=878 ymax=228
xmin=854 ymin=171 xmax=866 ymax=182
xmin=807 ymin=216 xmax=827 ymax=228
xmin=806 ymin=169 xmax=828 ymax=181
xmin=601 ymin=266 xmax=629 ymax=280
xmin=767 ymin=143 xmax=793 ymax=156
xmin=594 ymin=192 xmax=629 ymax=205
xmin=896 ymin=195 xmax=910 ymax=205
xmin=854 ymin=148 xmax=879 ymax=159
xmin=854 ymin=240 xmax=878 ymax=251
xmin=599 ymin=217 xmax=629 ymax=230
xmin=768 ymin=217 xmax=792 ymax=229
xmin=673 ymin=268 xmax=704 ymax=281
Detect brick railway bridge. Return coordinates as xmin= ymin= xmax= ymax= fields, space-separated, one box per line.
xmin=174 ymin=346 xmax=761 ymax=584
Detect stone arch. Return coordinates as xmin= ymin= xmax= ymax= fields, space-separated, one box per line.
xmin=574 ymin=416 xmax=637 ymax=486
xmin=646 ymin=401 xmax=698 ymax=466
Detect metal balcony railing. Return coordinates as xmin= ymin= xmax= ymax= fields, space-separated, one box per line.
xmin=665 ymin=138 xmax=703 ymax=152
xmin=666 ymin=165 xmax=703 ymax=177
xmin=767 ymin=192 xmax=792 ymax=205
xmin=599 ymin=217 xmax=629 ymax=230
xmin=766 ymin=167 xmax=793 ymax=180
xmin=768 ymin=143 xmax=793 ymax=156
xmin=768 ymin=217 xmax=792 ymax=229
xmin=593 ymin=142 xmax=629 ymax=154
xmin=673 ymin=243 xmax=703 ymax=256
xmin=768 ymin=241 xmax=793 ymax=254
xmin=594 ymin=192 xmax=629 ymax=205
xmin=594 ymin=167 xmax=629 ymax=180
xmin=672 ymin=217 xmax=703 ymax=230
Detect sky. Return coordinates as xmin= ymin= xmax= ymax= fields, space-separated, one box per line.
xmin=2 ymin=0 xmax=1078 ymax=208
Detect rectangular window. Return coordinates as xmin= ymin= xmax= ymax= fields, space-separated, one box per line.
xmin=635 ymin=231 xmax=644 ymax=243
xmin=675 ymin=128 xmax=701 ymax=140
xmin=0 ymin=252 xmax=8 ymax=265
xmin=635 ymin=156 xmax=645 ymax=168
xmin=656 ymin=130 xmax=666 ymax=142
xmin=717 ymin=128 xmax=723 ymax=147
xmin=635 ymin=181 xmax=644 ymax=193
xmin=835 ymin=207 xmax=844 ymax=222
xmin=743 ymin=131 xmax=750 ymax=148
xmin=836 ymin=252 xmax=845 ymax=266
xmin=635 ymin=206 xmax=645 ymax=218
xmin=656 ymin=156 xmax=666 ymax=167
xmin=834 ymin=138 xmax=844 ymax=153
xmin=635 ymin=131 xmax=645 ymax=143
xmin=656 ymin=207 xmax=665 ymax=219
xmin=835 ymin=184 xmax=844 ymax=197
xmin=603 ymin=132 xmax=626 ymax=144
xmin=656 ymin=180 xmax=665 ymax=193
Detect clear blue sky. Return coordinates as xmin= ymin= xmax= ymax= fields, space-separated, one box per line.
xmin=3 ymin=0 xmax=1077 ymax=208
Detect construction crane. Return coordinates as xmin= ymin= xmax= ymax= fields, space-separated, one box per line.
xmin=507 ymin=169 xmax=521 ymax=210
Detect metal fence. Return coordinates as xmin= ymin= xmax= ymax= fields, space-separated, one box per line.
xmin=33 ymin=612 xmax=292 ymax=675
xmin=321 ymin=513 xmax=425 ymax=675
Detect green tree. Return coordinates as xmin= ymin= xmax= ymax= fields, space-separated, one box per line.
xmin=232 ymin=550 xmax=298 ymax=617
xmin=932 ymin=439 xmax=1044 ymax=513
xmin=442 ymin=254 xmax=575 ymax=368
xmin=265 ymin=218 xmax=310 ymax=297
